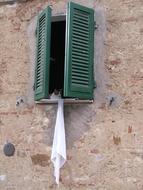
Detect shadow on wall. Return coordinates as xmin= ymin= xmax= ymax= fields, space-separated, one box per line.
xmin=26 ymin=4 xmax=118 ymax=148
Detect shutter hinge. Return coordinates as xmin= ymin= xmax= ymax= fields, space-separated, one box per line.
xmin=49 ymin=4 xmax=53 ymax=9
xmin=35 ymin=28 xmax=37 ymax=36
xmin=94 ymin=22 xmax=98 ymax=30
xmin=93 ymin=80 xmax=97 ymax=88
xmin=33 ymin=83 xmax=35 ymax=91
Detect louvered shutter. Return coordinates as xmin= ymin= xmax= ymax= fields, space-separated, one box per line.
xmin=64 ymin=2 xmax=94 ymax=100
xmin=34 ymin=7 xmax=51 ymax=101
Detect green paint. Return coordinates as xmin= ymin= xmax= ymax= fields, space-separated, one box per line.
xmin=64 ymin=2 xmax=95 ymax=100
xmin=34 ymin=7 xmax=52 ymax=101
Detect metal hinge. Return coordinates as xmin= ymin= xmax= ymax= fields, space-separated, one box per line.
xmin=33 ymin=83 xmax=35 ymax=91
xmin=94 ymin=21 xmax=98 ymax=30
xmin=93 ymin=80 xmax=97 ymax=88
xmin=35 ymin=28 xmax=37 ymax=36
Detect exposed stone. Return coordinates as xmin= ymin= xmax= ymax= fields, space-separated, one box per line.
xmin=31 ymin=154 xmax=50 ymax=167
xmin=113 ymin=136 xmax=121 ymax=145
xmin=1 ymin=0 xmax=143 ymax=189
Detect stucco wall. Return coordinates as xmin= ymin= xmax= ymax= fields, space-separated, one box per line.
xmin=0 ymin=0 xmax=143 ymax=189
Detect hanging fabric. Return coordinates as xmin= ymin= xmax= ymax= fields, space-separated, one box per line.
xmin=51 ymin=99 xmax=67 ymax=184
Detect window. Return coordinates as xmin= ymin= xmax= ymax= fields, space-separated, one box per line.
xmin=34 ymin=2 xmax=95 ymax=102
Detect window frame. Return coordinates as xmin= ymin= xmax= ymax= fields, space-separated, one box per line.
xmin=34 ymin=3 xmax=95 ymax=104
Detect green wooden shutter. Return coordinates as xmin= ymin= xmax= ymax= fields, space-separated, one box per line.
xmin=64 ymin=2 xmax=94 ymax=100
xmin=34 ymin=7 xmax=51 ymax=101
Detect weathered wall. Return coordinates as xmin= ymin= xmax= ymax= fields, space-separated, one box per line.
xmin=0 ymin=0 xmax=143 ymax=189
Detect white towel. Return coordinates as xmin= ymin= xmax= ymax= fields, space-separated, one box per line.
xmin=51 ymin=99 xmax=67 ymax=185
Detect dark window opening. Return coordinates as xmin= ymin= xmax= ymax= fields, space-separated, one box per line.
xmin=49 ymin=20 xmax=66 ymax=97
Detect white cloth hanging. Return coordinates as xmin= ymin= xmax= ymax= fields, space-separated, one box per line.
xmin=51 ymin=99 xmax=67 ymax=185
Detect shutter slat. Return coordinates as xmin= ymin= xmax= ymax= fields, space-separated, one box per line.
xmin=72 ymin=72 xmax=88 ymax=78
xmin=34 ymin=7 xmax=51 ymax=101
xmin=73 ymin=17 xmax=89 ymax=24
xmin=72 ymin=54 xmax=89 ymax=61
xmin=72 ymin=59 xmax=89 ymax=65
xmin=72 ymin=54 xmax=88 ymax=60
xmin=73 ymin=31 xmax=88 ymax=38
xmin=74 ymin=12 xmax=89 ymax=20
xmin=72 ymin=48 xmax=89 ymax=55
xmin=72 ymin=41 xmax=89 ymax=48
xmin=72 ymin=45 xmax=89 ymax=52
xmin=72 ymin=27 xmax=89 ymax=35
xmin=73 ymin=24 xmax=89 ymax=32
xmin=64 ymin=2 xmax=94 ymax=99
xmin=73 ymin=20 xmax=89 ymax=28
xmin=72 ymin=68 xmax=89 ymax=74
xmin=72 ymin=80 xmax=88 ymax=85
xmin=72 ymin=65 xmax=88 ymax=72
xmin=73 ymin=34 xmax=89 ymax=41
xmin=73 ymin=38 xmax=89 ymax=45
xmin=72 ymin=50 xmax=89 ymax=56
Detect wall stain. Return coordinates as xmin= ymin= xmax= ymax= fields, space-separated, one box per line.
xmin=31 ymin=154 xmax=50 ymax=167
xmin=128 ymin=126 xmax=132 ymax=133
xmin=113 ymin=136 xmax=121 ymax=145
xmin=130 ymin=151 xmax=143 ymax=160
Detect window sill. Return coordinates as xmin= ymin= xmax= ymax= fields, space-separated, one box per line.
xmin=35 ymin=99 xmax=93 ymax=104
